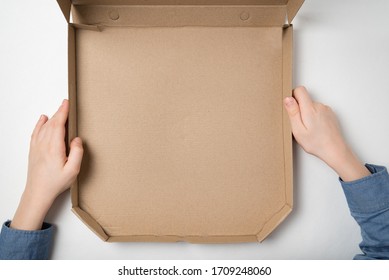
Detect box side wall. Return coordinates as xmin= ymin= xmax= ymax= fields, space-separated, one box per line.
xmin=256 ymin=204 xmax=292 ymax=241
xmin=109 ymin=235 xmax=258 ymax=243
xmin=68 ymin=25 xmax=79 ymax=207
xmin=72 ymin=207 xmax=109 ymax=241
xmin=255 ymin=25 xmax=293 ymax=242
xmin=72 ymin=5 xmax=286 ymax=27
xmin=72 ymin=0 xmax=288 ymax=5
xmin=68 ymin=26 xmax=110 ymax=242
xmin=282 ymin=25 xmax=293 ymax=208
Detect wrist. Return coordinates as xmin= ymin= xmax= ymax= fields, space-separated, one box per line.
xmin=10 ymin=189 xmax=54 ymax=231
xmin=325 ymin=146 xmax=371 ymax=182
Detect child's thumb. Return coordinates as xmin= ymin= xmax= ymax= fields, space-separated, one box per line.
xmin=65 ymin=137 xmax=84 ymax=176
xmin=284 ymin=97 xmax=304 ymax=134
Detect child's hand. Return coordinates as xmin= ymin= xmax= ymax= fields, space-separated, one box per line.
xmin=11 ymin=100 xmax=83 ymax=231
xmin=284 ymin=86 xmax=370 ymax=182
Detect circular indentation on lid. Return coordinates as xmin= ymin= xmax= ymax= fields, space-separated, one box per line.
xmin=240 ymin=11 xmax=250 ymax=21
xmin=109 ymin=10 xmax=120 ymax=21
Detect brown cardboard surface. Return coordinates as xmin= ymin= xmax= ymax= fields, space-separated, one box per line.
xmin=60 ymin=1 xmax=303 ymax=243
xmin=73 ymin=5 xmax=287 ymax=27
xmin=57 ymin=1 xmax=304 ymax=25
xmin=72 ymin=0 xmax=290 ymax=5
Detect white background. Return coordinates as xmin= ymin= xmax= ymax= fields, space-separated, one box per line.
xmin=0 ymin=0 xmax=388 ymax=260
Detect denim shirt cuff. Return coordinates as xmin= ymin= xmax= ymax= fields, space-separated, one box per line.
xmin=340 ymin=164 xmax=389 ymax=214
xmin=0 ymin=220 xmax=53 ymax=260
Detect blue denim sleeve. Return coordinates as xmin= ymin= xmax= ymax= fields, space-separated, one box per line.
xmin=0 ymin=221 xmax=53 ymax=260
xmin=341 ymin=164 xmax=389 ymax=260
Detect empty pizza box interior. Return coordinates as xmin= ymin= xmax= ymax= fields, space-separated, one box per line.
xmin=57 ymin=0 xmax=304 ymax=243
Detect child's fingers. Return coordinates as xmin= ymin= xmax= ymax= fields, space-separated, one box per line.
xmin=293 ymin=86 xmax=314 ymax=117
xmin=31 ymin=114 xmax=48 ymax=140
xmin=43 ymin=100 xmax=69 ymax=143
xmin=51 ymin=99 xmax=69 ymax=127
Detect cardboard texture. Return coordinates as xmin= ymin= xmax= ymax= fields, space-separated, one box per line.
xmin=58 ymin=0 xmax=303 ymax=243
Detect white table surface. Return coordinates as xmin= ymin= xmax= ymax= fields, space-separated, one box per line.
xmin=1 ymin=0 xmax=388 ymax=259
